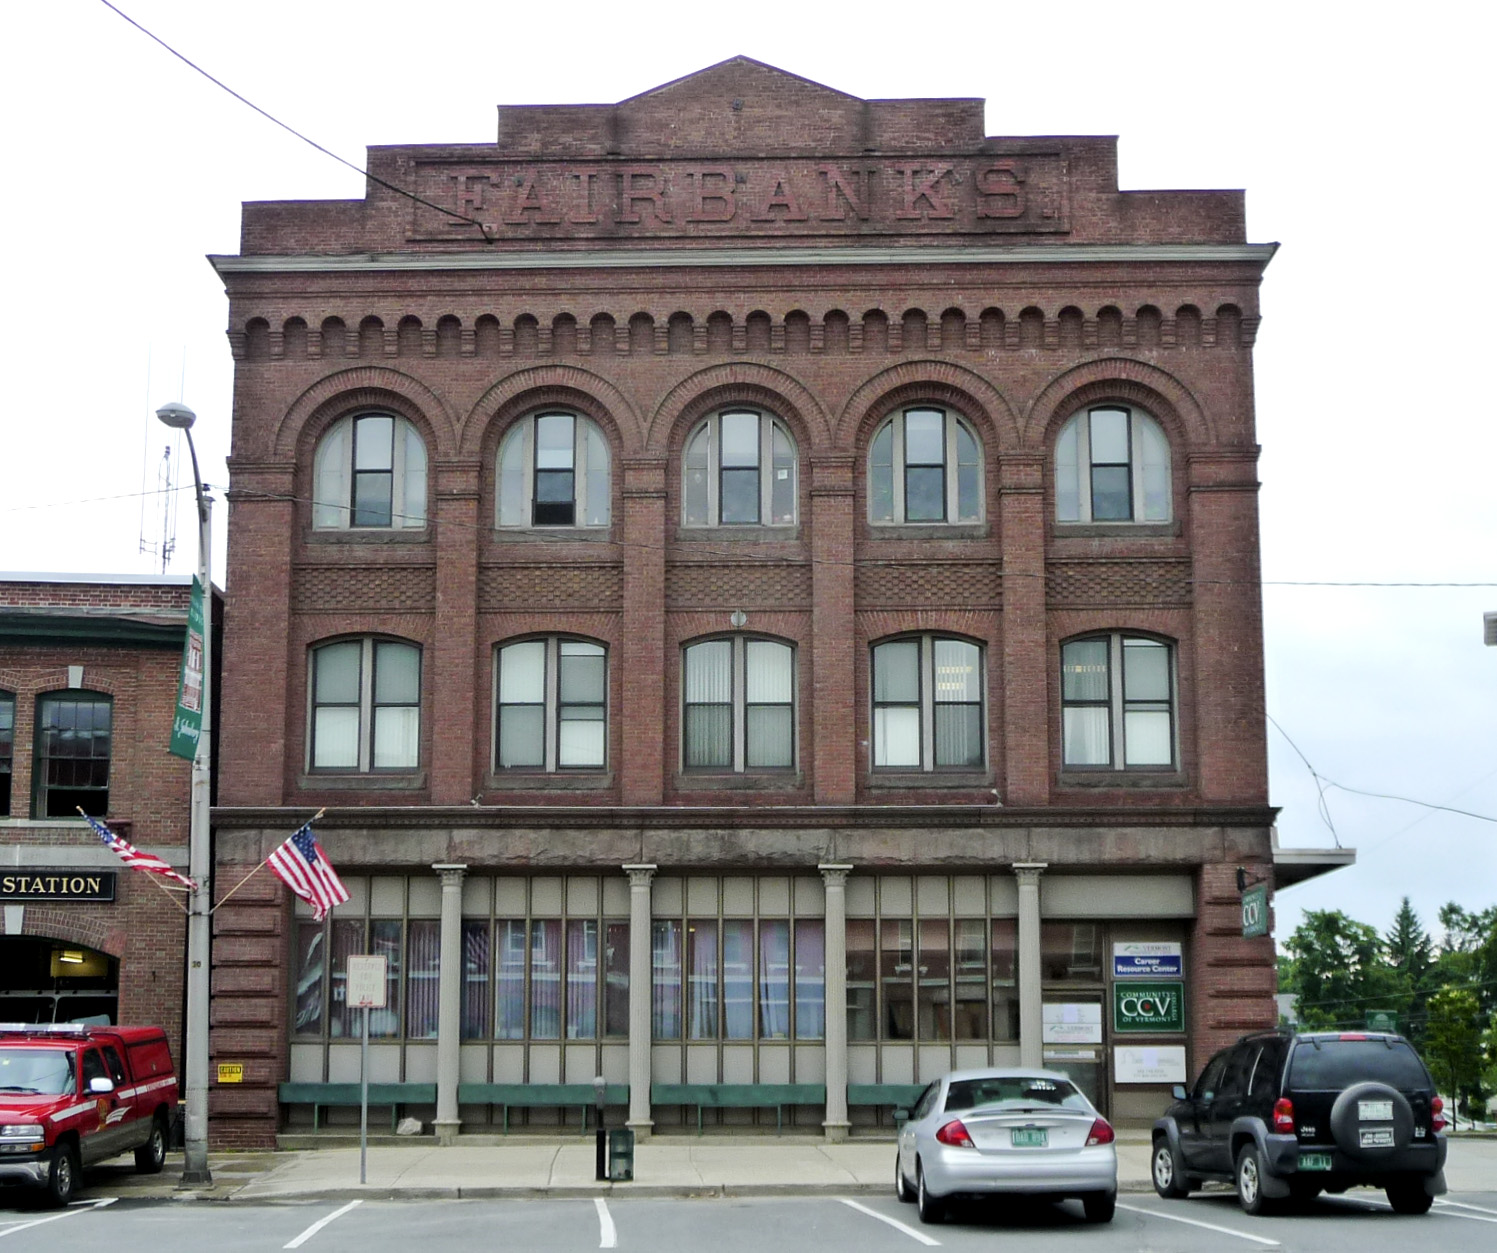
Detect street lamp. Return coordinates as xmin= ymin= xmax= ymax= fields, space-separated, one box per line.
xmin=156 ymin=401 xmax=213 ymax=1187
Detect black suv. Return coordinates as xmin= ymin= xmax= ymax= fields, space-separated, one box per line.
xmin=1152 ymin=1031 xmax=1447 ymax=1215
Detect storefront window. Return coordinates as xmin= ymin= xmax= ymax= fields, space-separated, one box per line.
xmin=758 ymin=921 xmax=791 ymax=1039
xmin=916 ymin=918 xmax=950 ymax=1040
xmin=846 ymin=919 xmax=876 ymax=1041
xmin=952 ymin=919 xmax=987 ymax=1040
xmin=652 ymin=919 xmax=683 ymax=1038
xmin=723 ymin=920 xmax=754 ymax=1039
xmin=495 ymin=920 xmax=526 ymax=1039
xmin=687 ymin=920 xmax=719 ymax=1039
xmin=881 ymin=919 xmax=914 ymax=1040
xmin=406 ymin=920 xmax=440 ymax=1040
xmin=991 ymin=918 xmax=1018 ymax=1040
xmin=603 ymin=922 xmax=629 ymax=1037
xmin=294 ymin=923 xmax=325 ymax=1036
xmin=530 ymin=919 xmax=562 ymax=1040
xmin=565 ymin=919 xmax=597 ymax=1039
xmin=460 ymin=921 xmax=490 ymax=1040
xmin=1041 ymin=922 xmax=1103 ymax=984
xmin=794 ymin=920 xmax=825 ymax=1040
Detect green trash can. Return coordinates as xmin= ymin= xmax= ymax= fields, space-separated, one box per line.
xmin=608 ymin=1127 xmax=634 ymax=1182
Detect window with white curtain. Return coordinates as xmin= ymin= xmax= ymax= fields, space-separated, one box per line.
xmin=682 ymin=409 xmax=797 ymax=526
xmin=868 ymin=407 xmax=982 ymax=524
xmin=494 ymin=637 xmax=606 ymax=771
xmin=309 ymin=638 xmax=421 ymax=772
xmin=313 ymin=413 xmax=428 ymax=530
xmin=1055 ymin=404 xmax=1171 ymax=523
xmin=1061 ymin=633 xmax=1175 ymax=769
xmin=871 ymin=635 xmax=984 ymax=770
xmin=496 ymin=412 xmax=611 ymax=528
xmin=682 ymin=636 xmax=794 ymax=771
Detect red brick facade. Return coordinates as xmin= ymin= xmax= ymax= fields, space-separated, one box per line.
xmin=0 ymin=576 xmax=207 ymax=1058
xmin=209 ymin=59 xmax=1279 ymax=1145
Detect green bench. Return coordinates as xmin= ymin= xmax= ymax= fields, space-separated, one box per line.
xmin=278 ymin=1081 xmax=437 ymax=1132
xmin=458 ymin=1082 xmax=630 ymax=1133
xmin=847 ymin=1083 xmax=926 ymax=1124
xmin=651 ymin=1082 xmax=826 ymax=1134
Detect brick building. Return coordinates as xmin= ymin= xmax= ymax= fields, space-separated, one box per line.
xmin=208 ymin=59 xmax=1343 ymax=1147
xmin=0 ymin=574 xmax=218 ymax=1055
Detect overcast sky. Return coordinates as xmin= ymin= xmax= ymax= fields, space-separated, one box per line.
xmin=5 ymin=2 xmax=1493 ymax=946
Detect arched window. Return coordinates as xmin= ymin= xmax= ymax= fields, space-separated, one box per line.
xmin=33 ymin=691 xmax=112 ymax=816
xmin=495 ymin=637 xmax=607 ymax=771
xmin=682 ymin=410 xmax=797 ymax=527
xmin=682 ymin=637 xmax=794 ymax=771
xmin=1060 ymin=633 xmax=1175 ymax=769
xmin=871 ymin=636 xmax=983 ymax=770
xmin=868 ymin=407 xmax=982 ymax=524
xmin=313 ymin=413 xmax=428 ymax=530
xmin=1055 ymin=404 xmax=1171 ymax=523
xmin=0 ymin=690 xmax=12 ymax=816
xmin=496 ymin=412 xmax=611 ymax=528
xmin=309 ymin=638 xmax=421 ymax=772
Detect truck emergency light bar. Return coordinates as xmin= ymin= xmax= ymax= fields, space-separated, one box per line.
xmin=0 ymin=1023 xmax=90 ymax=1035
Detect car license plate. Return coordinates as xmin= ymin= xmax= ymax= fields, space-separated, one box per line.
xmin=1358 ymin=1100 xmax=1393 ymax=1121
xmin=1298 ymin=1152 xmax=1332 ymax=1171
xmin=1360 ymin=1128 xmax=1395 ymax=1148
xmin=1012 ymin=1128 xmax=1047 ymax=1148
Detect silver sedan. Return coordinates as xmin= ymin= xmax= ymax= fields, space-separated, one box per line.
xmin=895 ymin=1068 xmax=1118 ymax=1224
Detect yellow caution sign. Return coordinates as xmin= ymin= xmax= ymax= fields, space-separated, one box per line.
xmin=217 ymin=1063 xmax=245 ymax=1084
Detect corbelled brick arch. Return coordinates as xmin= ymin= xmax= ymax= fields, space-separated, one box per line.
xmin=462 ymin=366 xmax=642 ymax=459
xmin=1023 ymin=357 xmax=1214 ymax=451
xmin=270 ymin=367 xmax=458 ymax=461
xmin=645 ymin=362 xmax=832 ymax=454
xmin=10 ymin=908 xmax=126 ymax=958
xmin=836 ymin=360 xmax=1020 ymax=452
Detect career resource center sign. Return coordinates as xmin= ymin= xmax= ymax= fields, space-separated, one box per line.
xmin=1113 ymin=981 xmax=1186 ymax=1033
xmin=1113 ymin=942 xmax=1183 ymax=980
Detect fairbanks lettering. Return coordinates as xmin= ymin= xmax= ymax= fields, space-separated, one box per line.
xmin=0 ymin=872 xmax=116 ymax=902
xmin=421 ymin=157 xmax=1066 ymax=240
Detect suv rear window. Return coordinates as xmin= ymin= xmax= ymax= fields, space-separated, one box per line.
xmin=1287 ymin=1038 xmax=1429 ymax=1090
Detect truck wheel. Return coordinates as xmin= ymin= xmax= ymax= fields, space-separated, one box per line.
xmin=1235 ymin=1143 xmax=1275 ymax=1216
xmin=135 ymin=1114 xmax=168 ymax=1174
xmin=46 ymin=1142 xmax=79 ymax=1207
xmin=1152 ymin=1138 xmax=1192 ymax=1198
xmin=1386 ymin=1182 xmax=1434 ymax=1214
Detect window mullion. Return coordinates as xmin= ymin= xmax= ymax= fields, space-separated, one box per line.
xmin=759 ymin=415 xmax=772 ymax=521
xmin=706 ymin=419 xmax=719 ymax=524
xmin=359 ymin=640 xmax=374 ymax=773
xmin=892 ymin=417 xmax=905 ymax=521
xmin=545 ymin=639 xmax=559 ymax=773
xmin=1079 ymin=413 xmax=1094 ymax=520
xmin=944 ymin=413 xmax=957 ymax=523
xmin=1110 ymin=635 xmax=1125 ymax=770
xmin=920 ymin=636 xmax=934 ymax=772
xmin=1128 ymin=413 xmax=1143 ymax=523
xmin=733 ymin=637 xmax=746 ymax=773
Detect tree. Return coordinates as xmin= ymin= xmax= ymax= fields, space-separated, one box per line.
xmin=1384 ymin=898 xmax=1435 ymax=1045
xmin=1281 ymin=909 xmax=1409 ymax=1031
xmin=1425 ymin=987 xmax=1483 ymax=1127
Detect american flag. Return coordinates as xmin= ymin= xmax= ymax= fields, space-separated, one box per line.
xmin=267 ymin=822 xmax=349 ymax=921
xmin=82 ymin=812 xmax=197 ymax=891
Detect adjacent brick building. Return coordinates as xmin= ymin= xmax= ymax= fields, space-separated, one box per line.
xmin=0 ymin=574 xmax=214 ymax=1056
xmin=208 ymin=59 xmax=1342 ymax=1147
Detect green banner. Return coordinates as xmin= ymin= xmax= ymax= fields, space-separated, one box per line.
xmin=1242 ymin=882 xmax=1269 ymax=938
xmin=169 ymin=576 xmax=205 ymax=761
xmin=1113 ymin=981 xmax=1186 ymax=1033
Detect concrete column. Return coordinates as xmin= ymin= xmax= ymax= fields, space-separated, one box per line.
xmin=624 ymin=863 xmax=657 ymax=1138
xmin=819 ymin=864 xmax=853 ymax=1141
xmin=432 ymin=863 xmax=467 ymax=1145
xmin=1015 ymin=862 xmax=1047 ymax=1068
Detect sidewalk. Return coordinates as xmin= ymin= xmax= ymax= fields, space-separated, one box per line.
xmin=84 ymin=1131 xmax=1497 ymax=1205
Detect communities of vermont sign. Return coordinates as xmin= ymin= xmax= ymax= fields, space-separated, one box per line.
xmin=1112 ymin=981 xmax=1186 ymax=1033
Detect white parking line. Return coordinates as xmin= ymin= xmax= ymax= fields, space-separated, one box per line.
xmin=837 ymin=1198 xmax=941 ymax=1247
xmin=284 ymin=1199 xmax=363 ymax=1248
xmin=0 ymin=1197 xmax=116 ymax=1239
xmin=1116 ymin=1202 xmax=1280 ymax=1247
xmin=594 ymin=1197 xmax=617 ymax=1248
xmin=1430 ymin=1200 xmax=1497 ymax=1224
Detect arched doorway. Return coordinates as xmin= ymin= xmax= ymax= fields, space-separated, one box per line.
xmin=0 ymin=936 xmax=118 ymax=1024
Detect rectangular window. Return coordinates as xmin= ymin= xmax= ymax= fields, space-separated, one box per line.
xmin=405 ymin=920 xmax=440 ymax=1040
xmin=369 ymin=920 xmax=403 ymax=1039
xmin=293 ymin=921 xmax=326 ymax=1037
xmin=952 ymin=919 xmax=987 ymax=1041
xmin=794 ymin=920 xmax=825 ymax=1040
xmin=329 ymin=919 xmax=365 ymax=1039
xmin=991 ymin=919 xmax=1018 ymax=1041
xmin=565 ymin=919 xmax=598 ymax=1039
xmin=352 ymin=414 xmax=395 ymax=527
xmin=686 ymin=919 xmax=719 ymax=1039
xmin=33 ymin=693 xmax=112 ymax=817
xmin=880 ymin=919 xmax=914 ymax=1040
xmin=460 ymin=921 xmax=490 ymax=1040
xmin=846 ymin=919 xmax=876 ymax=1041
xmin=1062 ymin=635 xmax=1175 ymax=770
xmin=529 ymin=919 xmax=562 ymax=1040
xmin=683 ymin=640 xmax=733 ymax=768
xmin=533 ymin=413 xmax=576 ymax=525
xmin=652 ymin=919 xmax=683 ymax=1038
xmin=916 ymin=918 xmax=950 ymax=1041
xmin=495 ymin=920 xmax=526 ymax=1039
xmin=311 ymin=639 xmax=420 ymax=773
xmin=758 ymin=920 xmax=791 ymax=1039
xmin=722 ymin=919 xmax=755 ymax=1040
xmin=604 ymin=921 xmax=630 ymax=1037
xmin=873 ymin=636 xmax=984 ymax=771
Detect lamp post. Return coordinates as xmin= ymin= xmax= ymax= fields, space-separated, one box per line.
xmin=156 ymin=401 xmax=213 ymax=1186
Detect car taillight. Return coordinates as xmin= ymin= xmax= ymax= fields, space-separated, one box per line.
xmin=1273 ymin=1097 xmax=1295 ymax=1134
xmin=1086 ymin=1117 xmax=1115 ymax=1146
xmin=1431 ymin=1096 xmax=1446 ymax=1134
xmin=935 ymin=1119 xmax=974 ymax=1148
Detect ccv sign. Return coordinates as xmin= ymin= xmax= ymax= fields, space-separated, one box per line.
xmin=1113 ymin=981 xmax=1185 ymax=1033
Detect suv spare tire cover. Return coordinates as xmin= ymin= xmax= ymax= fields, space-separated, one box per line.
xmin=1327 ymin=1081 xmax=1413 ymax=1158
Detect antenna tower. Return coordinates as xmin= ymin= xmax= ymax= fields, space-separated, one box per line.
xmin=138 ymin=442 xmax=179 ymax=574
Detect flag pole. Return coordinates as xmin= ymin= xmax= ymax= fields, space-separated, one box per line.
xmin=209 ymin=810 xmax=328 ymax=914
xmin=77 ymin=807 xmax=191 ymax=914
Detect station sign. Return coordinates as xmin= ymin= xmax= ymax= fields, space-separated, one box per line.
xmin=1113 ymin=942 xmax=1183 ymax=979
xmin=0 ymin=871 xmax=116 ymax=902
